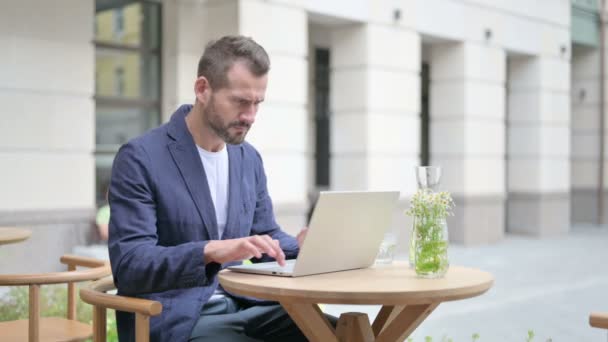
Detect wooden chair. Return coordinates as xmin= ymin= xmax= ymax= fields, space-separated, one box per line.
xmin=79 ymin=275 xmax=162 ymax=342
xmin=0 ymin=255 xmax=110 ymax=342
xmin=590 ymin=312 xmax=608 ymax=329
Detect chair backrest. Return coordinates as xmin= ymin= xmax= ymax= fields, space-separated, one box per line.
xmin=0 ymin=254 xmax=111 ymax=342
xmin=80 ymin=275 xmax=163 ymax=342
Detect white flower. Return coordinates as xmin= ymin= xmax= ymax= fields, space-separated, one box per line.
xmin=405 ymin=189 xmax=454 ymax=219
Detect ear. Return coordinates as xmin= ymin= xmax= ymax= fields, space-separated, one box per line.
xmin=194 ymin=76 xmax=211 ymax=104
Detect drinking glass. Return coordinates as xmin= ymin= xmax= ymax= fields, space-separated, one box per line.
xmin=376 ymin=232 xmax=397 ymax=264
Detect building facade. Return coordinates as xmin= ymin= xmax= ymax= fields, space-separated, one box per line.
xmin=0 ymin=0 xmax=606 ymax=271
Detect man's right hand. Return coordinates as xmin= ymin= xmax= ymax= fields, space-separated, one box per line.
xmin=204 ymin=235 xmax=286 ymax=266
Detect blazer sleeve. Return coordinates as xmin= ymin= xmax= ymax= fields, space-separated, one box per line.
xmin=249 ymin=149 xmax=300 ymax=260
xmin=108 ymin=142 xmax=220 ymax=295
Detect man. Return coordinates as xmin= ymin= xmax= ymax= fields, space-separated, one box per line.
xmin=108 ymin=35 xmax=327 ymax=341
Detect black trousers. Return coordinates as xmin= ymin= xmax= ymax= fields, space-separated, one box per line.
xmin=189 ymin=296 xmax=337 ymax=341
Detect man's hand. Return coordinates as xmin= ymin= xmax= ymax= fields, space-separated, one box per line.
xmin=204 ymin=235 xmax=286 ymax=266
xmin=296 ymin=227 xmax=308 ymax=248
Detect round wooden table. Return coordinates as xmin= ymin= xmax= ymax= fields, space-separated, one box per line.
xmin=0 ymin=227 xmax=31 ymax=245
xmin=219 ymin=262 xmax=494 ymax=342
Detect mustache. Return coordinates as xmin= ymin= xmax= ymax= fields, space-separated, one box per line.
xmin=228 ymin=121 xmax=251 ymax=129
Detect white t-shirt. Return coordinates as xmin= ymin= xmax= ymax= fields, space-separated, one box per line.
xmin=196 ymin=145 xmax=229 ymax=239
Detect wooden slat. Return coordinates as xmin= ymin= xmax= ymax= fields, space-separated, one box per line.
xmin=67 ymin=265 xmax=77 ymax=320
xmin=93 ymin=306 xmax=107 ymax=342
xmin=335 ymin=312 xmax=374 ymax=342
xmin=135 ymin=313 xmax=150 ymax=342
xmin=375 ymin=303 xmax=439 ymax=342
xmin=281 ymin=302 xmax=338 ymax=342
xmin=371 ymin=305 xmax=405 ymax=336
xmin=29 ymin=284 xmax=40 ymax=342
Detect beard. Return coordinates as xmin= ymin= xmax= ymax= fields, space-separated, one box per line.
xmin=203 ymin=96 xmax=251 ymax=145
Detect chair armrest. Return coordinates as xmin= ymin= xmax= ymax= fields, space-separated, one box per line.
xmin=80 ymin=276 xmax=162 ymax=316
xmin=590 ymin=312 xmax=608 ymax=329
xmin=60 ymin=254 xmax=107 ymax=269
xmin=0 ymin=255 xmax=110 ymax=286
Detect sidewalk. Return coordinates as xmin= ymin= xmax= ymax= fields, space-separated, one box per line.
xmin=323 ymin=225 xmax=608 ymax=342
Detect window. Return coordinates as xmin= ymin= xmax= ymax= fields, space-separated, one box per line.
xmin=114 ymin=8 xmax=124 ymax=37
xmin=94 ymin=0 xmax=162 ymax=203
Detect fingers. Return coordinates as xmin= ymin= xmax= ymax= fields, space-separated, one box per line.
xmin=206 ymin=236 xmax=286 ymax=266
xmin=242 ymin=240 xmax=263 ymax=260
xmin=248 ymin=235 xmax=286 ymax=266
xmin=271 ymin=238 xmax=286 ymax=266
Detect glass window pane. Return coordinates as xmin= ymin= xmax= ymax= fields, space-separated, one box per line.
xmin=95 ymin=49 xmax=160 ymax=100
xmin=95 ymin=2 xmax=143 ymax=47
xmin=96 ymin=106 xmax=159 ymax=147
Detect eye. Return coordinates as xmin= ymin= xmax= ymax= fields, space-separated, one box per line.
xmin=236 ymin=98 xmax=250 ymax=106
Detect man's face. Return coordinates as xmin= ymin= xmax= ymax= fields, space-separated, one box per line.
xmin=202 ymin=62 xmax=268 ymax=145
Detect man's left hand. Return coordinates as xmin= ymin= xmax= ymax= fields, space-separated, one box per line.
xmin=296 ymin=227 xmax=308 ymax=248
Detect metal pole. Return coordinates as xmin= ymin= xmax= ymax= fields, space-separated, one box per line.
xmin=599 ymin=0 xmax=607 ymax=225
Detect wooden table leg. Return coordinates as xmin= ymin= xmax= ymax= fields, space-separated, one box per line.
xmin=280 ymin=302 xmax=338 ymax=342
xmin=336 ymin=312 xmax=375 ymax=342
xmin=371 ymin=305 xmax=406 ymax=336
xmin=281 ymin=302 xmax=439 ymax=342
xmin=375 ymin=303 xmax=439 ymax=342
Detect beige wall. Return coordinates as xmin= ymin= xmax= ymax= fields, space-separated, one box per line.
xmin=0 ymin=0 xmax=95 ymax=273
xmin=0 ymin=0 xmax=95 ymax=212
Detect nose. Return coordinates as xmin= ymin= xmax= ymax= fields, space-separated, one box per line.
xmin=240 ymin=103 xmax=257 ymax=125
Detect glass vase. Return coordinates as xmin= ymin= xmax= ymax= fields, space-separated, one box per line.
xmin=413 ymin=215 xmax=449 ymax=278
xmin=408 ymin=223 xmax=416 ymax=268
xmin=409 ymin=166 xmax=442 ymax=268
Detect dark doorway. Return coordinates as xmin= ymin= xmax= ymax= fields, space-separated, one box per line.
xmin=314 ymin=48 xmax=331 ymax=188
xmin=420 ymin=62 xmax=430 ymax=166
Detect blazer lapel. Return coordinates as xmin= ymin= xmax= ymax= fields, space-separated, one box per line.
xmin=166 ymin=106 xmax=219 ymax=240
xmin=223 ymin=144 xmax=243 ymax=239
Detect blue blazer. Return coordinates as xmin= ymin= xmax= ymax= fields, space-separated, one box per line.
xmin=108 ymin=104 xmax=300 ymax=341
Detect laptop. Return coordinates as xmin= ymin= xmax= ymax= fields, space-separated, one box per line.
xmin=228 ymin=190 xmax=400 ymax=277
